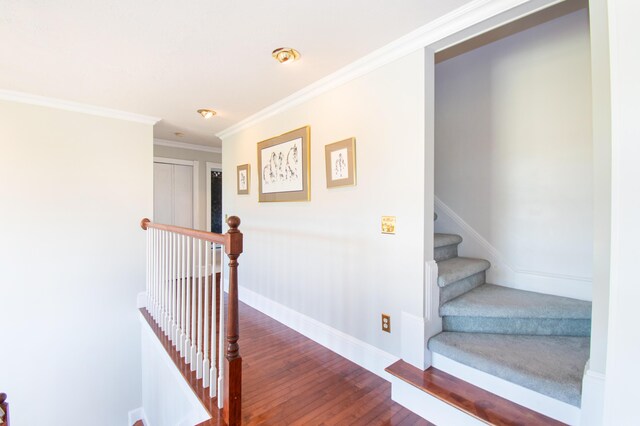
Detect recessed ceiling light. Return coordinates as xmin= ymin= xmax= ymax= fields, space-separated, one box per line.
xmin=272 ymin=47 xmax=300 ymax=64
xmin=197 ymin=109 xmax=217 ymax=119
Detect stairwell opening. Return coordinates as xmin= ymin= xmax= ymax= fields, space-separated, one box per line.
xmin=420 ymin=0 xmax=606 ymax=422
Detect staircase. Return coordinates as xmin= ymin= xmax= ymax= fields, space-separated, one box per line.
xmin=426 ymin=229 xmax=591 ymax=422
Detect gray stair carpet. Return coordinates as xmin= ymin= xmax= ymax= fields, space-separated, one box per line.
xmin=434 ymin=233 xmax=462 ymax=249
xmin=428 ymin=332 xmax=589 ymax=407
xmin=440 ymin=284 xmax=592 ymax=336
xmin=437 ymin=257 xmax=490 ymax=287
xmin=434 ymin=233 xmax=462 ymax=262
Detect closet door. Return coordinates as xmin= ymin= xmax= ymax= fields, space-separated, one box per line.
xmin=172 ymin=164 xmax=193 ymax=228
xmin=153 ymin=162 xmax=193 ymax=228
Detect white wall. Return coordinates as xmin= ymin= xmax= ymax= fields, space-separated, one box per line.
xmin=0 ymin=99 xmax=153 ymax=425
xmin=222 ymin=50 xmax=426 ymax=357
xmin=603 ymin=0 xmax=640 ymax=423
xmin=154 ymin=144 xmax=221 ymax=231
xmin=434 ymin=9 xmax=593 ymax=300
xmin=140 ymin=314 xmax=210 ymax=426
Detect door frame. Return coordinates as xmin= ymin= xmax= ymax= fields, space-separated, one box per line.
xmin=154 ymin=156 xmax=199 ymax=229
xmin=205 ymin=161 xmax=223 ymax=233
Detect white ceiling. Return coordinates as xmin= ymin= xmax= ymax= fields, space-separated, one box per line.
xmin=0 ymin=0 xmax=470 ymax=146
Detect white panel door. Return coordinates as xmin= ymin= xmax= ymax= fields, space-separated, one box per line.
xmin=173 ymin=164 xmax=193 ymax=228
xmin=153 ymin=162 xmax=194 ymax=228
xmin=154 ymin=162 xmax=174 ymax=225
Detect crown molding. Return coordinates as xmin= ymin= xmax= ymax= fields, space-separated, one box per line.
xmin=0 ymin=89 xmax=161 ymax=125
xmin=154 ymin=138 xmax=222 ymax=153
xmin=217 ymin=0 xmax=558 ymax=140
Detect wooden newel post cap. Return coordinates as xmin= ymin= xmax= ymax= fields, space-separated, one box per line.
xmin=227 ymin=216 xmax=241 ymax=230
xmin=140 ymin=218 xmax=151 ymax=230
xmin=0 ymin=392 xmax=6 ymax=403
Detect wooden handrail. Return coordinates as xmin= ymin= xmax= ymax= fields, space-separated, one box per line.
xmin=141 ymin=217 xmax=243 ymax=426
xmin=140 ymin=218 xmax=226 ymax=245
xmin=0 ymin=393 xmax=9 ymax=426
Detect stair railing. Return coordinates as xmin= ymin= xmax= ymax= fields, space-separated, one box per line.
xmin=140 ymin=216 xmax=243 ymax=426
xmin=0 ymin=393 xmax=9 ymax=425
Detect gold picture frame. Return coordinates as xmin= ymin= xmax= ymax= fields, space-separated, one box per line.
xmin=325 ymin=138 xmax=356 ymax=188
xmin=237 ymin=164 xmax=250 ymax=195
xmin=257 ymin=126 xmax=310 ymax=202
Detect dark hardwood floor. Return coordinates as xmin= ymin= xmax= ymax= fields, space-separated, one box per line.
xmin=141 ymin=290 xmax=432 ymax=425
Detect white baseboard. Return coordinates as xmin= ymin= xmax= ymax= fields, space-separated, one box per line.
xmin=580 ymin=364 xmax=605 ymax=426
xmin=390 ymin=376 xmax=483 ymax=425
xmin=127 ymin=407 xmax=148 ymax=426
xmin=432 ymin=353 xmax=581 ymax=425
xmin=238 ymin=285 xmax=399 ymax=380
xmin=434 ymin=196 xmax=592 ymax=300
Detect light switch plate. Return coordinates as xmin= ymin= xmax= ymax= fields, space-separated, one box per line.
xmin=381 ymin=216 xmax=396 ymax=234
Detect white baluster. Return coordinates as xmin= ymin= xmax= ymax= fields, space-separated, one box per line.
xmin=180 ymin=234 xmax=186 ymax=355
xmin=190 ymin=236 xmax=198 ymax=370
xmin=185 ymin=236 xmax=192 ymax=364
xmin=174 ymin=234 xmax=182 ymax=344
xmin=160 ymin=230 xmax=165 ymax=332
xmin=196 ymin=239 xmax=204 ymax=379
xmin=150 ymin=228 xmax=154 ymax=318
xmin=154 ymin=228 xmax=159 ymax=321
xmin=217 ymin=245 xmax=226 ymax=408
xmin=164 ymin=230 xmax=170 ymax=335
xmin=210 ymin=243 xmax=218 ymax=398
xmin=173 ymin=232 xmax=179 ymax=343
xmin=150 ymin=228 xmax=158 ymax=320
xmin=174 ymin=233 xmax=180 ymax=349
xmin=203 ymin=240 xmax=211 ymax=388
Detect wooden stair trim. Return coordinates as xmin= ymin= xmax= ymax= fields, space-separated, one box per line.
xmin=385 ymin=360 xmax=565 ymax=426
xmin=140 ymin=307 xmax=225 ymax=425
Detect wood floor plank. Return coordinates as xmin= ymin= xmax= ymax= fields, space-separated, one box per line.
xmin=140 ymin=274 xmax=434 ymax=425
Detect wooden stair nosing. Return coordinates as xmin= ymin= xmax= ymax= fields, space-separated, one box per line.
xmin=385 ymin=360 xmax=566 ymax=426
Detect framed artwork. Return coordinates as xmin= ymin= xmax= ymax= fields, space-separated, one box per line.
xmin=257 ymin=126 xmax=310 ymax=202
xmin=237 ymin=164 xmax=250 ymax=195
xmin=325 ymin=137 xmax=356 ymax=188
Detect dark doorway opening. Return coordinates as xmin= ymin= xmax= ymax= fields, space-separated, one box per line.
xmin=211 ymin=170 xmax=222 ymax=233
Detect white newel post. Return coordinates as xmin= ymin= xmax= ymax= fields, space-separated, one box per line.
xmin=424 ymin=259 xmax=441 ymax=368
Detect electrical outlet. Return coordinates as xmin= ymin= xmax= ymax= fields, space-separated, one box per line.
xmin=381 ymin=314 xmax=391 ymax=333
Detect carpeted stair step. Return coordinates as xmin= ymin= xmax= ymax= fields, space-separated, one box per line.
xmin=428 ymin=331 xmax=590 ymax=407
xmin=437 ymin=257 xmax=490 ymax=304
xmin=434 ymin=233 xmax=462 ymax=262
xmin=441 ymin=284 xmax=592 ymax=336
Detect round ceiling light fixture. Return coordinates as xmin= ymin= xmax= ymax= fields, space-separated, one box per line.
xmin=197 ymin=109 xmax=217 ymax=119
xmin=272 ymin=47 xmax=300 ymax=64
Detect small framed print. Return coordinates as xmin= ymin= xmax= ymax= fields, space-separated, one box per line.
xmin=237 ymin=164 xmax=250 ymax=195
xmin=325 ymin=137 xmax=356 ymax=188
